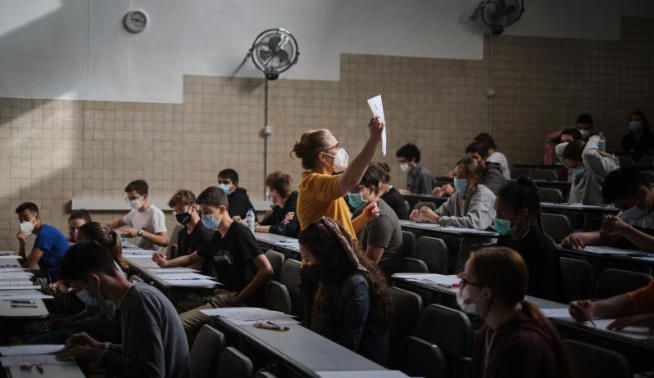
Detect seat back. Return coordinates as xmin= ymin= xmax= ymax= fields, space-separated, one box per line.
xmin=565 ymin=339 xmax=631 ymax=378
xmin=511 ymin=167 xmax=530 ymax=179
xmin=402 ymin=231 xmax=416 ymax=257
xmin=531 ymin=169 xmax=558 ymax=181
xmin=166 ymin=225 xmax=184 ymax=258
xmin=418 ymin=304 xmax=473 ymax=364
xmin=217 ymin=347 xmax=254 ymax=378
xmin=266 ymin=281 xmax=292 ymax=314
xmin=402 ymin=336 xmax=448 ymax=378
xmin=398 ymin=257 xmax=429 ymax=273
xmin=413 ymin=236 xmax=449 ymax=274
xmin=596 ymin=268 xmax=651 ymax=299
xmin=541 ymin=213 xmax=572 ymax=243
xmin=389 ymin=286 xmax=423 ymax=368
xmin=559 ymin=257 xmax=594 ymax=301
xmin=255 ymin=370 xmax=277 ymax=378
xmin=538 ymin=188 xmax=564 ymax=203
xmin=190 ymin=325 xmax=226 ymax=378
xmin=264 ymin=249 xmax=285 ymax=282
xmin=279 ymin=259 xmax=303 ymax=317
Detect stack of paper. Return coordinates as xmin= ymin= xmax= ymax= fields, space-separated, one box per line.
xmin=0 ymin=344 xmax=64 ymax=356
xmin=200 ymin=307 xmax=299 ymax=325
xmin=392 ymin=273 xmax=460 ymax=291
xmin=123 ymin=248 xmax=155 ymax=256
xmin=151 ymin=270 xmax=219 ymax=288
xmin=581 ymin=246 xmax=643 ymax=256
xmin=0 ymin=290 xmax=53 ymax=300
xmin=540 ymin=309 xmax=653 ymax=340
xmin=147 ymin=267 xmax=199 ymax=274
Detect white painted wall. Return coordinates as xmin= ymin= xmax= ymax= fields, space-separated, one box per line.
xmin=0 ymin=0 xmax=653 ymax=103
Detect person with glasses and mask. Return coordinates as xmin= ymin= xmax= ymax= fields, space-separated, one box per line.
xmin=562 ymin=167 xmax=654 ymax=251
xmin=291 ymin=117 xmax=384 ymax=240
xmin=460 ymin=247 xmax=574 ymax=378
xmin=105 ymin=179 xmax=168 ymax=250
xmin=15 ymin=202 xmax=69 ymax=281
xmin=151 ymin=190 xmax=214 ymax=271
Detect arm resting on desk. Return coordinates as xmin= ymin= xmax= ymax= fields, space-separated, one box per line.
xmin=617 ymin=225 xmax=654 ymax=251
xmin=140 ymin=230 xmax=169 ymax=248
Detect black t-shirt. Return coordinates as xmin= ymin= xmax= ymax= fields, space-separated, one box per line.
xmin=198 ymin=222 xmax=263 ymax=293
xmin=381 ymin=187 xmax=409 ymax=220
xmin=176 ymin=221 xmax=215 ymax=256
xmin=228 ymin=187 xmax=255 ymax=219
xmin=497 ymin=228 xmax=564 ymax=302
xmin=259 ymin=191 xmax=300 ymax=237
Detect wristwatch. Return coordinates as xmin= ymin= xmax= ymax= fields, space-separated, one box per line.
xmin=137 ymin=229 xmax=144 ymax=237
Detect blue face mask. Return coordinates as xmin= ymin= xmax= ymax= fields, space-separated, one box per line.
xmin=622 ymin=206 xmax=647 ymax=221
xmin=629 ymin=121 xmax=642 ymax=132
xmin=217 ymin=184 xmax=231 ymax=194
xmin=347 ymin=193 xmax=367 ymax=209
xmin=201 ymin=213 xmax=221 ymax=230
xmin=77 ymin=289 xmax=103 ymax=308
xmin=493 ymin=218 xmax=512 ymax=236
xmin=453 ymin=178 xmax=468 ymax=193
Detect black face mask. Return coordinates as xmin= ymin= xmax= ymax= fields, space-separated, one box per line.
xmin=175 ymin=212 xmax=192 ymax=226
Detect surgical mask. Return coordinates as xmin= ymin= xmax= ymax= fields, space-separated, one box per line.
xmin=129 ymin=198 xmax=142 ymax=210
xmin=622 ymin=206 xmax=647 ymax=221
xmin=201 ymin=213 xmax=221 ymax=230
xmin=347 ymin=193 xmax=367 ymax=209
xmin=76 ymin=289 xmax=102 ymax=308
xmin=456 ymin=285 xmax=480 ymax=315
xmin=493 ymin=218 xmax=512 ymax=236
xmin=629 ymin=121 xmax=642 ymax=132
xmin=572 ymin=167 xmax=586 ymax=178
xmin=579 ymin=129 xmax=591 ymax=139
xmin=453 ymin=178 xmax=468 ymax=193
xmin=399 ymin=162 xmax=410 ymax=173
xmin=175 ymin=212 xmax=192 ymax=226
xmin=19 ymin=221 xmax=35 ymax=236
xmin=217 ymin=184 xmax=231 ymax=194
xmin=331 ymin=149 xmax=349 ymax=171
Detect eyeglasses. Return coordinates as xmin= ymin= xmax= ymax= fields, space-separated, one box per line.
xmin=457 ymin=273 xmax=481 ymax=288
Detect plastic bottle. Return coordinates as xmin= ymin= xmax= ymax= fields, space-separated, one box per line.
xmin=598 ymin=132 xmax=606 ymax=151
xmin=246 ymin=209 xmax=256 ymax=233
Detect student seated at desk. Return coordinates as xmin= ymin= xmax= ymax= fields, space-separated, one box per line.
xmin=217 ymin=168 xmax=255 ymax=220
xmin=375 ymin=162 xmax=409 ymax=220
xmin=622 ymin=110 xmax=654 ymax=160
xmin=349 ymin=164 xmax=403 ymax=278
xmin=562 ymin=167 xmax=654 ymax=251
xmin=461 ymin=247 xmax=573 ymax=378
xmin=299 ymin=217 xmax=390 ymax=366
xmin=105 ymin=179 xmax=168 ymax=250
xmin=474 ymin=133 xmax=511 ymax=180
xmin=255 ymin=171 xmax=300 ymax=237
xmin=157 ymin=186 xmax=273 ymax=343
xmin=410 ymin=158 xmax=496 ymax=230
xmin=166 ymin=189 xmax=214 ymax=266
xmin=466 ymin=141 xmax=508 ymax=194
xmin=57 ymin=241 xmax=189 ymax=378
xmin=570 ymin=278 xmax=654 ymax=331
xmin=68 ymin=209 xmax=92 ymax=243
xmin=15 ymin=202 xmax=69 ymax=280
xmin=32 ymin=222 xmax=125 ymax=344
xmin=555 ymin=134 xmax=619 ymax=205
xmin=396 ymin=143 xmax=433 ymax=195
xmin=494 ymin=178 xmax=564 ymax=301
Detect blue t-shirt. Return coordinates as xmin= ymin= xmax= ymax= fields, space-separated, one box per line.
xmin=34 ymin=224 xmax=69 ymax=279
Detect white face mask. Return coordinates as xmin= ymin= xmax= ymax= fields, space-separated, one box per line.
xmin=19 ymin=221 xmax=35 ymax=236
xmin=324 ymin=149 xmax=349 ymax=171
xmin=129 ymin=198 xmax=142 ymax=210
xmin=456 ymin=285 xmax=490 ymax=316
xmin=579 ymin=129 xmax=591 ymax=139
xmin=399 ymin=162 xmax=410 ymax=173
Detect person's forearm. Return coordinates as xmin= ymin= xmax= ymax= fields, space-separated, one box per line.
xmin=18 ymin=243 xmax=26 ymax=257
xmin=620 ymin=226 xmax=654 ymax=251
xmin=255 ymin=225 xmax=271 ymax=233
xmin=365 ymin=246 xmax=384 ymax=264
xmin=236 ymin=269 xmax=272 ymax=303
xmin=547 ymin=130 xmax=562 ymax=141
xmin=105 ymin=219 xmax=122 ymax=229
xmin=141 ymin=231 xmax=168 ymax=247
xmin=592 ymin=295 xmax=633 ymax=318
xmin=577 ymin=231 xmax=607 ymax=246
xmin=165 ymin=254 xmax=194 ymax=268
xmin=352 ymin=214 xmax=368 ymax=233
xmin=339 ymin=138 xmax=379 ymax=193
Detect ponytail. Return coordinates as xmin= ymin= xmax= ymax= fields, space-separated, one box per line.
xmin=108 ymin=230 xmax=126 ymax=267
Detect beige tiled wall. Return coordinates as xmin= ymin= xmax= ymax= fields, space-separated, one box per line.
xmin=1 ymin=17 xmax=653 ymax=250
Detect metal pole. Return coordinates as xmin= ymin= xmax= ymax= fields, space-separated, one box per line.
xmin=263 ymin=78 xmax=269 ymax=200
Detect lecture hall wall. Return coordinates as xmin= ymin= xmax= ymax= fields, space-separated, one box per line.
xmin=0 ymin=0 xmax=653 ymax=249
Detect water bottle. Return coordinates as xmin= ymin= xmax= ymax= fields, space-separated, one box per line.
xmin=246 ymin=209 xmax=256 ymax=233
xmin=598 ymin=132 xmax=606 ymax=151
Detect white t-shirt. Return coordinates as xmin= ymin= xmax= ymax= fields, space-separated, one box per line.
xmin=619 ymin=211 xmax=654 ymax=231
xmin=488 ymin=151 xmax=511 ymax=179
xmin=122 ymin=205 xmax=167 ymax=250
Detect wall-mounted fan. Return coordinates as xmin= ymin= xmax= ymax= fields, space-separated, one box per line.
xmin=471 ymin=0 xmax=525 ymax=35
xmin=240 ymin=28 xmax=299 ymax=198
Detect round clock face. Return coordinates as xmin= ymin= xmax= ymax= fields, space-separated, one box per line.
xmin=123 ymin=10 xmax=147 ymax=33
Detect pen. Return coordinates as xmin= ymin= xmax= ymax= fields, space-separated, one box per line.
xmin=11 ymin=304 xmax=38 ymax=308
xmin=10 ymin=300 xmax=34 ymax=304
xmin=266 ymin=321 xmax=289 ymax=331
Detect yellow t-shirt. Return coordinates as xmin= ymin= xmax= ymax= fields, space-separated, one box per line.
xmin=297 ymin=172 xmax=356 ymax=239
